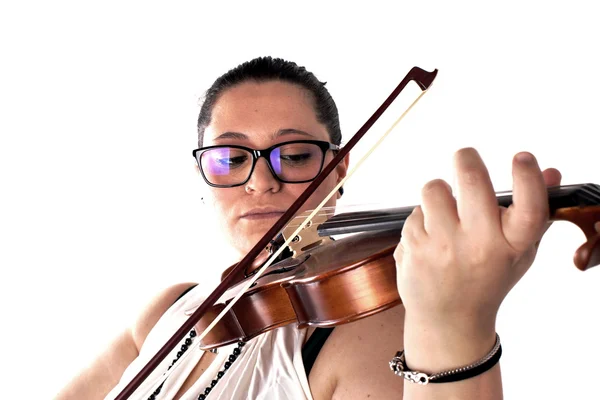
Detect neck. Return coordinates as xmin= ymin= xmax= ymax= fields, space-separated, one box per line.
xmin=317 ymin=183 xmax=600 ymax=236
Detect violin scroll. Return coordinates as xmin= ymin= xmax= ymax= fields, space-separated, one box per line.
xmin=552 ymin=205 xmax=600 ymax=271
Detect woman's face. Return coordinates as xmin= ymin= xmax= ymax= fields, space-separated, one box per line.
xmin=200 ymin=80 xmax=349 ymax=258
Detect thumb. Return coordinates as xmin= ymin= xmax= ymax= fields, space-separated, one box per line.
xmin=537 ymin=168 xmax=562 ymax=246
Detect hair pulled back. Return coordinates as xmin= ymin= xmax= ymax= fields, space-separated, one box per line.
xmin=197 ymin=56 xmax=341 ymax=147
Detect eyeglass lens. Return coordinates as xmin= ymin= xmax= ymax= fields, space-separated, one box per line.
xmin=200 ymin=142 xmax=325 ymax=186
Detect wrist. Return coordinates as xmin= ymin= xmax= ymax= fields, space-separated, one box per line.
xmin=403 ymin=315 xmax=497 ymax=373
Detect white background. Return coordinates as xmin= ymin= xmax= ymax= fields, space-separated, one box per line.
xmin=1 ymin=1 xmax=599 ymax=399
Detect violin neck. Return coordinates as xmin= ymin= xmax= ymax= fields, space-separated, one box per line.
xmin=317 ymin=183 xmax=600 ymax=237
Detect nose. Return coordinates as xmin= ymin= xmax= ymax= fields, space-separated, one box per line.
xmin=245 ymin=158 xmax=281 ymax=193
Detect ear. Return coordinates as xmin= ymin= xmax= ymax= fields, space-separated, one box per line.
xmin=335 ymin=152 xmax=350 ymax=199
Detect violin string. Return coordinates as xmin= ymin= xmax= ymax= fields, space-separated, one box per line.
xmin=284 ymin=182 xmax=582 ymax=232
xmin=282 ymin=203 xmax=414 ymax=229
xmin=192 ymin=88 xmax=431 ymax=347
xmin=284 ymin=209 xmax=415 ymax=229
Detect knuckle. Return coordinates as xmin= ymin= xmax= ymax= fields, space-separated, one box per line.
xmin=436 ymin=241 xmax=457 ymax=266
xmin=394 ymin=240 xmax=415 ymax=268
xmin=393 ymin=243 xmax=405 ymax=262
xmin=396 ymin=236 xmax=426 ymax=264
xmin=516 ymin=214 xmax=546 ymax=242
xmin=461 ymin=166 xmax=485 ymax=186
xmin=454 ymin=147 xmax=488 ymax=187
xmin=403 ymin=207 xmax=421 ymax=232
xmin=515 ymin=211 xmax=547 ymax=233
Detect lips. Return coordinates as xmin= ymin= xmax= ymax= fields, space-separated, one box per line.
xmin=240 ymin=208 xmax=285 ymax=220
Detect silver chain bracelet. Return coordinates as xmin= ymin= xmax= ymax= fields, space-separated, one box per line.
xmin=389 ymin=333 xmax=501 ymax=385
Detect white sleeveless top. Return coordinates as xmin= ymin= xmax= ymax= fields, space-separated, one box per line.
xmin=104 ymin=284 xmax=314 ymax=400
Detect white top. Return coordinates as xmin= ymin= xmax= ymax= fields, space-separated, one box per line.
xmin=105 ymin=284 xmax=314 ymax=400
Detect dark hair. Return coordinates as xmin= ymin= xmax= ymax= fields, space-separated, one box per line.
xmin=197 ymin=56 xmax=342 ymax=147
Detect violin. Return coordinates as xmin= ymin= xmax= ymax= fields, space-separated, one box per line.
xmin=191 ymin=183 xmax=600 ymax=350
xmin=114 ymin=67 xmax=600 ymax=399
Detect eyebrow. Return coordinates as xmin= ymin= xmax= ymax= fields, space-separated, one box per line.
xmin=213 ymin=131 xmax=248 ymax=141
xmin=213 ymin=128 xmax=316 ymax=141
xmin=273 ymin=128 xmax=316 ymax=139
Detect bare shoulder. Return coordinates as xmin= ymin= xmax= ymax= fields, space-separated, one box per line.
xmin=309 ymin=305 xmax=405 ymax=400
xmin=131 ymin=282 xmax=198 ymax=350
xmin=55 ymin=282 xmax=199 ymax=400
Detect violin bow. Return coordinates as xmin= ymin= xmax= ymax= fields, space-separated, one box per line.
xmin=115 ymin=66 xmax=438 ymax=399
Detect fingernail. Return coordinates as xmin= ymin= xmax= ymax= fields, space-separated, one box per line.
xmin=515 ymin=152 xmax=535 ymax=164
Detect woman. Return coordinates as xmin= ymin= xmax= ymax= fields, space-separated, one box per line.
xmin=56 ymin=56 xmax=562 ymax=399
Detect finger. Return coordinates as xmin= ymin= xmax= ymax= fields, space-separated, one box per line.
xmin=453 ymin=148 xmax=499 ymax=232
xmin=401 ymin=205 xmax=427 ymax=245
xmin=539 ymin=168 xmax=562 ymax=237
xmin=502 ymin=152 xmax=549 ymax=252
xmin=542 ymin=168 xmax=562 ymax=187
xmin=595 ymin=221 xmax=600 ymax=233
xmin=420 ymin=179 xmax=459 ymax=237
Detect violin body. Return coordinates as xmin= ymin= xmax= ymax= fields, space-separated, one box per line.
xmin=195 ymin=228 xmax=402 ymax=350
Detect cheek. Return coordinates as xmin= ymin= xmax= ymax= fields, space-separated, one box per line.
xmin=291 ymin=176 xmax=339 ymax=212
xmin=319 ymin=174 xmax=343 ymax=209
xmin=207 ymin=189 xmax=239 ymax=225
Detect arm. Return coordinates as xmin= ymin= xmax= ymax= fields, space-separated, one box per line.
xmin=54 ymin=282 xmax=197 ymax=400
xmin=396 ymin=148 xmax=561 ymax=400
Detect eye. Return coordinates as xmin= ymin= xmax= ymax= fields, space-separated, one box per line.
xmin=217 ymin=155 xmax=248 ymax=168
xmin=280 ymin=152 xmax=312 ymax=165
xmin=276 ymin=143 xmax=320 ymax=167
xmin=202 ymin=148 xmax=251 ymax=176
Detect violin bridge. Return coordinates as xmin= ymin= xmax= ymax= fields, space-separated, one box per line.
xmin=281 ymin=210 xmax=333 ymax=257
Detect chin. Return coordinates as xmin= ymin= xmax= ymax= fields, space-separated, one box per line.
xmin=231 ymin=232 xmax=267 ymax=254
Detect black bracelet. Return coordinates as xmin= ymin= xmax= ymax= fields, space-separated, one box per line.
xmin=389 ymin=333 xmax=502 ymax=385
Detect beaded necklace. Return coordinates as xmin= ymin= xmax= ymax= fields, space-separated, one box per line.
xmin=146 ymin=239 xmax=290 ymax=399
xmin=145 ymin=328 xmax=246 ymax=400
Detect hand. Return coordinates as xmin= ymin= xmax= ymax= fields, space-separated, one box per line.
xmin=394 ymin=148 xmax=562 ymax=334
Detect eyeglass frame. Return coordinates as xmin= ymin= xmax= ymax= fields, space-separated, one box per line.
xmin=192 ymin=139 xmax=341 ymax=188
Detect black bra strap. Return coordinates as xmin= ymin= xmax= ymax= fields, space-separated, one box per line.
xmin=302 ymin=327 xmax=334 ymax=376
xmin=173 ymin=283 xmax=198 ymax=305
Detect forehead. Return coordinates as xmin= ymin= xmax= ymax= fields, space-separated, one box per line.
xmin=204 ymin=80 xmax=329 ymax=145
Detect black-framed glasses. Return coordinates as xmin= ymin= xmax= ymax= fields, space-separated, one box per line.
xmin=192 ymin=140 xmax=340 ymax=188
